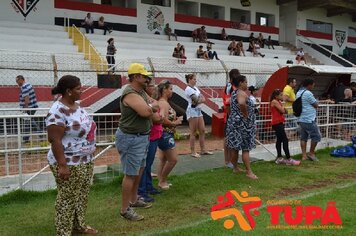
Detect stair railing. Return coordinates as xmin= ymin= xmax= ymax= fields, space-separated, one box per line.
xmin=297 ymin=35 xmax=354 ymax=67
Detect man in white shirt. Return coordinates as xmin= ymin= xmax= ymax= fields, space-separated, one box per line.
xmin=83 ymin=13 xmax=94 ymax=34
xmin=296 ymin=48 xmax=306 ymax=64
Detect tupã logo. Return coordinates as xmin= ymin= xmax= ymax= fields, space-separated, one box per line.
xmin=11 ymin=0 xmax=39 ymax=18
xmin=211 ymin=190 xmax=262 ymax=231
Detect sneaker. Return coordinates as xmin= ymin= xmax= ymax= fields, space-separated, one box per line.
xmin=120 ymin=207 xmax=144 ymax=221
xmin=307 ymin=155 xmax=319 ymax=161
xmin=129 ymin=199 xmax=152 ymax=209
xmin=147 ymin=188 xmax=161 ymax=195
xmin=275 ymin=157 xmax=285 ymax=165
xmin=139 ymin=194 xmax=154 ymax=203
xmin=285 ymin=158 xmax=301 ymax=166
xmin=226 ymin=162 xmax=234 ymax=169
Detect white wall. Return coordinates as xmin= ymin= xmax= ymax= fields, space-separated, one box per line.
xmin=136 ymin=2 xmax=175 ymax=34
xmin=180 ymin=0 xmax=279 ymax=26
xmin=297 ymin=7 xmax=355 ymax=54
xmin=0 ymin=0 xmax=55 ymax=24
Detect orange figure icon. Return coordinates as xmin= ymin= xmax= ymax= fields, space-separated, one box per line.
xmin=211 ymin=190 xmax=262 ymax=231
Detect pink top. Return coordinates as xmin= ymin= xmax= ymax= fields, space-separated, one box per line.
xmin=150 ymin=109 xmax=163 ymax=141
xmin=150 ymin=123 xmax=163 ymax=141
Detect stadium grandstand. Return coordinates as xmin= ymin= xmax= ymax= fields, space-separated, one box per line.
xmin=0 ymin=0 xmax=355 ymax=194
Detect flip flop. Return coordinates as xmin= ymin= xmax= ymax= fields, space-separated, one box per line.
xmin=158 ymin=184 xmax=170 ymax=190
xmin=246 ymin=173 xmax=258 ymax=180
xmin=191 ymin=153 xmax=201 ymax=158
xmin=73 ymin=226 xmax=98 ymax=234
xmin=232 ymin=167 xmax=246 ymax=174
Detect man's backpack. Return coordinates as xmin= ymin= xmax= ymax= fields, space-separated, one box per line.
xmin=292 ymin=90 xmax=306 ymax=117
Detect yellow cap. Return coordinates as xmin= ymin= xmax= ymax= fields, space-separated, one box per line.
xmin=128 ymin=63 xmax=151 ymax=77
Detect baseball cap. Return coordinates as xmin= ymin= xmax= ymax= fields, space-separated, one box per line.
xmin=128 ymin=63 xmax=151 ymax=77
xmin=248 ymin=86 xmax=258 ymax=92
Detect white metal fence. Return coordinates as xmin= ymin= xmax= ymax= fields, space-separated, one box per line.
xmin=0 ymin=110 xmax=120 ymax=195
xmin=0 ymin=103 xmax=355 ymax=195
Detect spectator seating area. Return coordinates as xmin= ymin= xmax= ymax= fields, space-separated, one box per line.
xmin=0 ymin=21 xmax=107 ymax=112
xmin=0 ymin=20 xmax=311 ymax=114
xmin=86 ymin=29 xmax=297 ymax=66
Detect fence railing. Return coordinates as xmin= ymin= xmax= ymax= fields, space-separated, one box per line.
xmin=68 ymin=25 xmax=107 ymax=73
xmin=297 ymin=35 xmax=354 ymax=67
xmin=0 ymin=103 xmax=355 ymax=195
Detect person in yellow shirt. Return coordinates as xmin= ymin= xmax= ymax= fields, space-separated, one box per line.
xmin=283 ymin=78 xmax=297 ymax=137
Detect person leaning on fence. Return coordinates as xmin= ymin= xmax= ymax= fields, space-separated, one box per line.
xmin=270 ymin=89 xmax=300 ymax=166
xmin=16 ymin=75 xmax=41 ymax=143
xmin=46 ymin=75 xmax=98 ymax=235
xmin=156 ymin=80 xmax=183 ymax=190
xmin=351 ymin=82 xmax=356 ymax=102
xmin=184 ymin=74 xmax=213 ymax=158
xmin=335 ymin=88 xmax=356 ymax=139
xmin=296 ymin=78 xmax=321 ymax=162
xmin=225 ymin=75 xmax=258 ymax=179
xmin=115 ymin=63 xmax=159 ymax=221
xmin=283 ymin=77 xmax=298 ymax=138
xmin=82 ymin=13 xmax=94 ymax=34
xmin=106 ymin=38 xmax=117 ymax=73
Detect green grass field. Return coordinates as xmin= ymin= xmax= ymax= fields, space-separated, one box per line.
xmin=0 ymin=148 xmax=355 ymax=236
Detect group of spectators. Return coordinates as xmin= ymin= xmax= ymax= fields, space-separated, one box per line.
xmin=15 ymin=65 xmax=356 ymax=232
xmin=40 ymin=63 xmax=214 ymax=230
xmin=223 ymin=73 xmax=356 ymax=180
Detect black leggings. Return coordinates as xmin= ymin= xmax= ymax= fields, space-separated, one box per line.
xmin=106 ymin=55 xmax=115 ymax=72
xmin=272 ymin=123 xmax=290 ymax=159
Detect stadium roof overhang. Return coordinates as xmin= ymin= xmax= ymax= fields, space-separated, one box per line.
xmin=261 ymin=65 xmax=356 ymax=101
xmin=277 ymin=0 xmax=356 ymax=22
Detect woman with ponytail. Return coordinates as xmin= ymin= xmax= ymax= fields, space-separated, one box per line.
xmin=156 ymin=80 xmax=183 ymax=189
xmin=184 ymin=74 xmax=213 ymax=158
xmin=46 ymin=75 xmax=98 ymax=235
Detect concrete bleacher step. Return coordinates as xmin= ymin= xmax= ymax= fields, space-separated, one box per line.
xmin=0 ymin=33 xmax=73 ymax=45
xmin=87 ymin=30 xmax=293 ymax=65
xmin=0 ymin=41 xmax=77 ymax=53
xmin=0 ymin=21 xmax=66 ymax=32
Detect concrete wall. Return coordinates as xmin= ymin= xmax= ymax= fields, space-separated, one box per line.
xmin=297 ymin=7 xmax=355 ymax=54
xmin=1 ymin=0 xmax=55 ymax=24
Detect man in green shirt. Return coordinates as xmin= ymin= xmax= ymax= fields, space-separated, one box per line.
xmin=115 ymin=63 xmax=159 ymax=221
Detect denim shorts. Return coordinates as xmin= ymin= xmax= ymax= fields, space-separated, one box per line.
xmin=158 ymin=131 xmax=176 ymax=151
xmin=299 ymin=121 xmax=321 ymax=143
xmin=115 ymin=128 xmax=149 ymax=176
xmin=186 ymin=106 xmax=203 ymax=120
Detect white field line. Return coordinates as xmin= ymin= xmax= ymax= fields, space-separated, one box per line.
xmin=141 ymin=180 xmax=356 ymax=236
